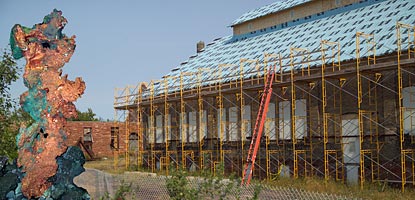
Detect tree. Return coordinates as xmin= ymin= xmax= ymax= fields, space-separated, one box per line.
xmin=69 ymin=108 xmax=99 ymax=121
xmin=0 ymin=49 xmax=20 ymax=159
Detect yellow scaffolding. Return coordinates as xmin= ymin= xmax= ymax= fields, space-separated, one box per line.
xmin=263 ymin=53 xmax=279 ymax=180
xmin=321 ymin=40 xmax=343 ymax=181
xmin=163 ymin=76 xmax=171 ymax=173
xmin=112 ymin=21 xmax=415 ymax=191
xmin=137 ymin=83 xmax=144 ymax=168
xmin=197 ymin=69 xmax=204 ymax=171
xmin=239 ymin=58 xmax=259 ymax=177
xmin=113 ymin=87 xmax=120 ymax=170
xmin=179 ymin=72 xmax=194 ymax=169
xmin=267 ymin=150 xmax=285 ymax=180
xmin=148 ymin=80 xmax=162 ymax=172
xmin=290 ymin=47 xmax=311 ymax=178
xmin=125 ymin=87 xmax=130 ymax=169
xmin=290 ymin=48 xmax=298 ymax=178
xmin=397 ymin=22 xmax=415 ymax=192
xmin=356 ymin=32 xmax=376 ymax=189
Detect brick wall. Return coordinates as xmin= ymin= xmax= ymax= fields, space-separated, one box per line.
xmin=65 ymin=121 xmax=127 ymax=159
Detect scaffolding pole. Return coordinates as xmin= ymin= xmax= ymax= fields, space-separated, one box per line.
xmin=216 ymin=65 xmax=225 ymax=166
xmin=163 ymin=77 xmax=170 ymax=173
xmin=239 ymin=58 xmax=259 ymax=177
xmin=397 ymin=22 xmax=415 ymax=192
xmin=238 ymin=59 xmax=245 ymax=178
xmin=113 ymin=87 xmax=120 ymax=170
xmin=149 ymin=80 xmax=159 ymax=172
xmin=356 ymin=32 xmax=376 ymax=189
xmin=125 ymin=86 xmax=130 ymax=169
xmin=197 ymin=68 xmax=210 ymax=171
xmin=321 ymin=40 xmax=342 ymax=181
xmin=290 ymin=48 xmax=298 ymax=178
xmin=180 ymin=72 xmax=188 ymax=169
xmin=263 ymin=53 xmax=278 ymax=180
xmin=137 ymin=83 xmax=144 ymax=168
xmin=290 ymin=47 xmax=311 ymax=178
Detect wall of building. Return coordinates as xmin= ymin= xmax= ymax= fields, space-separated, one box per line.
xmin=132 ymin=53 xmax=415 ymax=185
xmin=233 ymin=0 xmax=360 ymax=35
xmin=65 ymin=121 xmax=128 ymax=159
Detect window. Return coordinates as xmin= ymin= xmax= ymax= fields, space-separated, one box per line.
xmin=83 ymin=127 xmax=92 ymax=151
xmin=156 ymin=115 xmax=163 ymax=143
xmin=265 ymin=103 xmax=276 ymax=140
xmin=242 ymin=105 xmax=252 ymax=139
xmin=294 ymin=99 xmax=307 ymax=139
xmin=341 ymin=115 xmax=359 ymax=137
xmin=179 ymin=112 xmax=187 ymax=141
xmin=403 ymin=86 xmax=415 ymax=135
xmin=278 ymin=99 xmax=307 ymax=140
xmin=111 ymin=127 xmax=119 ymax=150
xmin=188 ymin=112 xmax=197 ymax=142
xmin=229 ymin=107 xmax=238 ymax=141
xmin=129 ymin=132 xmax=138 ymax=150
xmin=200 ymin=110 xmax=207 ymax=141
xmin=83 ymin=127 xmax=92 ymax=142
xmin=218 ymin=108 xmax=227 ymax=141
xmin=279 ymin=101 xmax=291 ymax=140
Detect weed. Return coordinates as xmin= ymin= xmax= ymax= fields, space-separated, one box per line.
xmin=99 ymin=179 xmax=134 ymax=200
xmin=165 ymin=162 xmax=261 ymax=200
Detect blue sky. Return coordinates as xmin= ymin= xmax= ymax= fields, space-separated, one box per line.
xmin=0 ymin=0 xmax=277 ymax=120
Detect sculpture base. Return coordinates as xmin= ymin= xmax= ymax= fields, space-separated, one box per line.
xmin=0 ymin=146 xmax=90 ymax=200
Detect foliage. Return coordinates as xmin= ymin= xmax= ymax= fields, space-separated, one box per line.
xmin=0 ymin=49 xmax=18 ymax=109
xmin=166 ymin=164 xmax=198 ymax=199
xmin=69 ymin=108 xmax=99 ymax=121
xmin=165 ymin=162 xmax=261 ymax=200
xmin=99 ymin=179 xmax=134 ymax=200
xmin=0 ymin=49 xmax=21 ymax=160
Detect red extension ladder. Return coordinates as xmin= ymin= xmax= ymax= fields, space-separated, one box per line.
xmin=241 ymin=65 xmax=275 ymax=185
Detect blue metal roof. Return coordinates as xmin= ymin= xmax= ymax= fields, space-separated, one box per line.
xmin=230 ymin=0 xmax=311 ymax=26
xmin=145 ymin=0 xmax=415 ymax=96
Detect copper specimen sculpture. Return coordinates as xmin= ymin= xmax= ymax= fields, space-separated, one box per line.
xmin=4 ymin=9 xmax=90 ymax=199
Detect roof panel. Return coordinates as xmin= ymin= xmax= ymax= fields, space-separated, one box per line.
xmin=230 ymin=0 xmax=311 ymax=26
xmin=152 ymin=0 xmax=414 ymax=96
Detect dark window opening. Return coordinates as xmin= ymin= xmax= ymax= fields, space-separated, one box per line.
xmin=83 ymin=127 xmax=93 ymax=151
xmin=111 ymin=127 xmax=120 ymax=150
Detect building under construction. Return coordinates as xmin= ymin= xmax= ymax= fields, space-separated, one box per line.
xmin=114 ymin=0 xmax=415 ymax=191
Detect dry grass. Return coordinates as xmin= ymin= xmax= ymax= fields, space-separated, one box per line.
xmin=85 ymin=159 xmax=415 ymax=200
xmin=84 ymin=158 xmax=126 ymax=174
xmin=263 ymin=177 xmax=415 ymax=200
xmin=84 ymin=157 xmax=152 ymax=174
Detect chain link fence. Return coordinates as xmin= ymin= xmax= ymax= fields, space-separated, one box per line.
xmin=76 ymin=169 xmax=357 ymax=200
